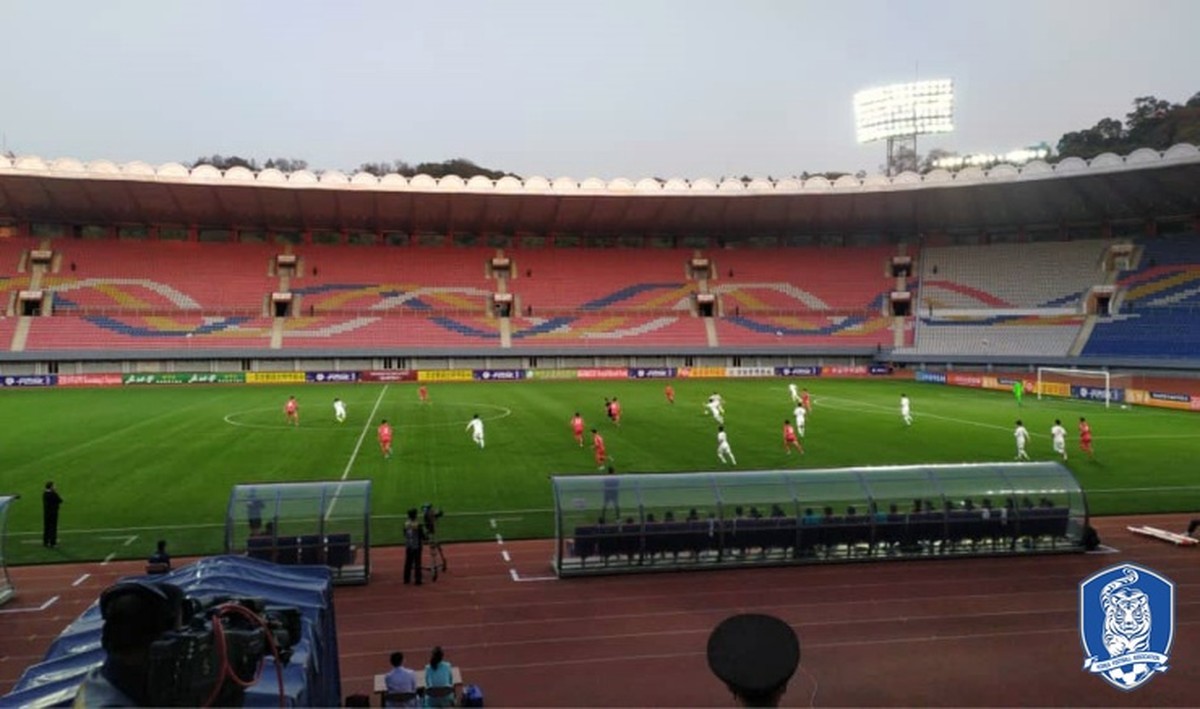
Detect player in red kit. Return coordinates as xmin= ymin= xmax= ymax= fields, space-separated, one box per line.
xmin=418 ymin=385 xmax=429 ymax=404
xmin=801 ymin=388 xmax=812 ymax=414
xmin=592 ymin=429 xmax=607 ymax=469
xmin=1078 ymin=417 xmax=1094 ymax=459
xmin=570 ymin=412 xmax=585 ymax=447
xmin=284 ymin=396 xmax=300 ymax=426
xmin=783 ymin=420 xmax=804 ymax=454
xmin=610 ymin=398 xmax=622 ymax=426
xmin=664 ymin=385 xmax=675 ymax=404
xmin=378 ymin=419 xmax=394 ymax=458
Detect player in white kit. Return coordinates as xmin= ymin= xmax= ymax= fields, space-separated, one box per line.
xmin=1014 ymin=420 xmax=1031 ymax=461
xmin=900 ymin=394 xmax=912 ymax=427
xmin=716 ymin=426 xmax=736 ymax=465
xmin=333 ymin=398 xmax=347 ymax=423
xmin=792 ymin=404 xmax=807 ymax=437
xmin=1050 ymin=419 xmax=1067 ymax=461
xmin=466 ymin=414 xmax=485 ymax=448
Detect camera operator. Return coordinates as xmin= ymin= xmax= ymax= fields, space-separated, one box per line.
xmin=75 ymin=581 xmax=186 ymax=707
xmin=422 ymin=504 xmax=447 ymax=578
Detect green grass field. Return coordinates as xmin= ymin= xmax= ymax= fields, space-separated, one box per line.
xmin=2 ymin=378 xmax=1198 ymax=565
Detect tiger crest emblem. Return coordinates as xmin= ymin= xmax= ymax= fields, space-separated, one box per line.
xmin=1080 ymin=564 xmax=1174 ymax=691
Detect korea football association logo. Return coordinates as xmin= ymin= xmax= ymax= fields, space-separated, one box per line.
xmin=1080 ymin=563 xmax=1174 ymax=691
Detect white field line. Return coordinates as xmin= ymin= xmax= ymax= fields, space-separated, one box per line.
xmin=0 ymin=595 xmax=59 ymax=615
xmin=326 ymin=385 xmax=389 ymax=522
xmin=72 ymin=573 xmax=91 ymax=587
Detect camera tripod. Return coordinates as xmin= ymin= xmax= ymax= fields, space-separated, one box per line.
xmin=424 ymin=536 xmax=448 ymax=581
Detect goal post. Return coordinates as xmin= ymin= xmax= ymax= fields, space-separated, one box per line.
xmin=1036 ymin=367 xmax=1131 ymax=408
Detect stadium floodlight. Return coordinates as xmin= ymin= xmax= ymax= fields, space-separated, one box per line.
xmin=933 ymin=145 xmax=1051 ymax=171
xmin=854 ymin=79 xmax=954 ymax=175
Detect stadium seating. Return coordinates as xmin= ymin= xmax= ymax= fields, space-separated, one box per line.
xmin=46 ymin=240 xmax=275 ymax=311
xmin=918 ymin=241 xmax=1112 ymax=310
xmin=509 ymin=314 xmax=706 ymax=348
xmin=8 ymin=234 xmax=1199 ymax=360
xmin=1081 ymin=236 xmax=1200 ymax=359
xmin=278 ymin=314 xmax=501 ymax=349
xmin=23 ymin=315 xmax=275 ymax=351
xmin=509 ymin=248 xmax=693 ymax=311
xmin=295 ymin=245 xmax=493 ymax=313
xmin=712 ymin=246 xmax=896 ymax=312
xmin=907 ymin=317 xmax=1086 ymax=357
xmin=714 ymin=314 xmax=900 ymax=348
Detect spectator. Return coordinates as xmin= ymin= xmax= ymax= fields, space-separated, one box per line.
xmin=147 ymin=539 xmax=171 ymax=573
xmin=424 ymin=646 xmax=456 ymax=707
xmin=707 ymin=613 xmax=800 ymax=707
xmin=384 ymin=651 xmax=419 ymax=708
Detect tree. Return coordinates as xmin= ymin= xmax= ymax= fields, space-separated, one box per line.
xmin=264 ymin=157 xmax=308 ymax=172
xmin=191 ymin=154 xmax=259 ymax=171
xmin=1054 ymin=92 xmax=1200 ymax=160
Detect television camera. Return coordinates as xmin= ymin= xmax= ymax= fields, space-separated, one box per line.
xmin=145 ymin=595 xmax=302 ymax=706
xmin=421 ymin=503 xmax=448 ymax=580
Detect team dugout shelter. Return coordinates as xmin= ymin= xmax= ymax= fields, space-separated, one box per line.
xmin=0 ymin=495 xmax=15 ymax=606
xmin=224 ymin=481 xmax=371 ymax=585
xmin=551 ymin=463 xmax=1089 ymax=577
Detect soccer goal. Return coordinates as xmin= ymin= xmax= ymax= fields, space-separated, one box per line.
xmin=1036 ymin=367 xmax=1131 ymax=408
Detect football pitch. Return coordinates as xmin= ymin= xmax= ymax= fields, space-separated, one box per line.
xmin=3 ymin=378 xmax=1199 ymax=565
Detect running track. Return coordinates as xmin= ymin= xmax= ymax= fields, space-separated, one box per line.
xmin=1 ymin=514 xmax=1197 ymax=706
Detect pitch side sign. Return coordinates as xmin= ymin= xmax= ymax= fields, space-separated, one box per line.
xmin=306 ymin=371 xmax=359 ymax=383
xmin=0 ymin=374 xmax=56 ymax=387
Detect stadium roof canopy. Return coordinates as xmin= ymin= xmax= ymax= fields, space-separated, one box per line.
xmin=1 ymin=145 xmax=1198 ymax=237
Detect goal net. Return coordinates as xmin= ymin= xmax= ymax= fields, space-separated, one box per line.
xmin=1036 ymin=367 xmax=1131 ymax=408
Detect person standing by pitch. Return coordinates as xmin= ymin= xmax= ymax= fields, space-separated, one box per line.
xmin=403 ymin=508 xmax=425 ymax=586
xmin=43 ymin=481 xmax=63 ymax=548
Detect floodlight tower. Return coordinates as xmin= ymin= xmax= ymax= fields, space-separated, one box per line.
xmin=854 ymin=80 xmax=955 ymax=175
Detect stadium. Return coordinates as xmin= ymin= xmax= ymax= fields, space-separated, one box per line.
xmin=2 ymin=6 xmax=1200 ymax=699
xmin=1 ymin=138 xmax=1199 ymax=704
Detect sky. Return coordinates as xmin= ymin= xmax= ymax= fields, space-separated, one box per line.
xmin=1 ymin=0 xmax=1198 ymax=180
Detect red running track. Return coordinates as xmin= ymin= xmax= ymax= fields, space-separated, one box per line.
xmin=2 ymin=514 xmax=1198 ymax=706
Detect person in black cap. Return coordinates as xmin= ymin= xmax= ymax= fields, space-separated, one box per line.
xmin=707 ymin=613 xmax=800 ymax=707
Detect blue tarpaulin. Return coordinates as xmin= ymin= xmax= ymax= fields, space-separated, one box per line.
xmin=0 ymin=556 xmax=341 ymax=708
